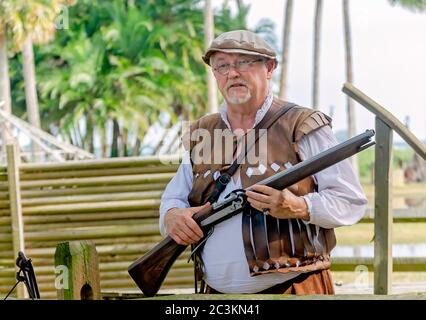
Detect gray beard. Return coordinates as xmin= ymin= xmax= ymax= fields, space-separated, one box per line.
xmin=225 ymin=91 xmax=252 ymax=105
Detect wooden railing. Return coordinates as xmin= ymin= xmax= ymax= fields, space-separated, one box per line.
xmin=342 ymin=82 xmax=426 ymax=294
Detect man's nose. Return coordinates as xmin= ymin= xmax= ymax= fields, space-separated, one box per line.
xmin=227 ymin=65 xmax=241 ymax=78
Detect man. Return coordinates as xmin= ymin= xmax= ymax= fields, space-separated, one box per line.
xmin=159 ymin=30 xmax=367 ymax=294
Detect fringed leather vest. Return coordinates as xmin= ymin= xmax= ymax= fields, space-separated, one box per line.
xmin=186 ymin=97 xmax=336 ymax=276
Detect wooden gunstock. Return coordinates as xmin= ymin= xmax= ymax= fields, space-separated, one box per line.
xmin=127 ymin=205 xmax=212 ymax=297
xmin=128 ymin=236 xmax=187 ymax=297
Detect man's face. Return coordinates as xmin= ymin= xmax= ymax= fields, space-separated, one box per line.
xmin=211 ymin=52 xmax=275 ymax=106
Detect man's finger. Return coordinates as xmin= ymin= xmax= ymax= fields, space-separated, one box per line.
xmin=247 ymin=198 xmax=270 ymax=211
xmin=250 ymin=184 xmax=275 ymax=195
xmin=179 ymin=221 xmax=202 ymax=243
xmin=189 ymin=203 xmax=211 ymax=215
xmin=184 ymin=218 xmax=204 ymax=239
xmin=172 ymin=233 xmax=188 ymax=246
xmin=246 ymin=190 xmax=270 ymax=203
xmin=179 ymin=227 xmax=199 ymax=244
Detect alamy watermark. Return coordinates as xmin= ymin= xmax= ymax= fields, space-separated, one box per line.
xmin=54 ymin=5 xmax=70 ymax=30
xmin=354 ymin=264 xmax=370 ymax=290
xmin=54 ymin=265 xmax=69 ymax=290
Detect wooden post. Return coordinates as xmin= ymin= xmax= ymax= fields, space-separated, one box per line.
xmin=54 ymin=240 xmax=101 ymax=300
xmin=6 ymin=142 xmax=26 ymax=298
xmin=374 ymin=117 xmax=393 ymax=294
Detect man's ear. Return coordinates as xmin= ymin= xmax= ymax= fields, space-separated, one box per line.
xmin=265 ymin=59 xmax=276 ymax=79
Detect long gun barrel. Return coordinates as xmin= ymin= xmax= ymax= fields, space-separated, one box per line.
xmin=128 ymin=129 xmax=375 ymax=297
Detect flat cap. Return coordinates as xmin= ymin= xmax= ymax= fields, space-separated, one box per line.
xmin=203 ymin=30 xmax=277 ymax=66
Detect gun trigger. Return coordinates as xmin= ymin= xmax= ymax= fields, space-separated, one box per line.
xmin=188 ymin=227 xmax=214 ymax=263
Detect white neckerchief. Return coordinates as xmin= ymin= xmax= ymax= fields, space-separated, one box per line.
xmin=219 ymin=91 xmax=274 ymax=130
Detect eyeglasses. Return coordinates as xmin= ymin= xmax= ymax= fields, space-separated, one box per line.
xmin=212 ymin=58 xmax=265 ymax=75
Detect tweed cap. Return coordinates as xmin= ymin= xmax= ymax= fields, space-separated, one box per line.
xmin=203 ymin=30 xmax=277 ymax=66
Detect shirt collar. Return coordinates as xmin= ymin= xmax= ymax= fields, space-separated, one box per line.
xmin=219 ymin=91 xmax=274 ymax=130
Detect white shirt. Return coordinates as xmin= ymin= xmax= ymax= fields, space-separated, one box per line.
xmin=159 ymin=94 xmax=368 ymax=293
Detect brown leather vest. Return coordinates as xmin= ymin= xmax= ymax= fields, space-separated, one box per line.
xmin=186 ymin=97 xmax=336 ymax=275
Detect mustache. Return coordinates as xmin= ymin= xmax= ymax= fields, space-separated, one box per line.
xmin=225 ymin=80 xmax=249 ymax=91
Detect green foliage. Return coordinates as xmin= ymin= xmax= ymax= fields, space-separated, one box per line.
xmin=214 ymin=1 xmax=276 ymax=47
xmin=393 ymin=147 xmax=416 ymax=166
xmin=358 ymin=146 xmax=415 ymax=181
xmin=8 ymin=0 xmax=277 ymax=157
xmin=12 ymin=0 xmax=208 ymax=154
xmin=388 ymin=0 xmax=426 ymax=12
xmin=358 ymin=147 xmax=374 ymax=181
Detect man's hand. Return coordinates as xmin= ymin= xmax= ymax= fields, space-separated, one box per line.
xmin=164 ymin=203 xmax=210 ymax=245
xmin=246 ymin=185 xmax=310 ymax=221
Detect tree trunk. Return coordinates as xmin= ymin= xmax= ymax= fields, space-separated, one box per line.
xmin=22 ymin=37 xmax=42 ymax=161
xmin=343 ymin=0 xmax=359 ymax=176
xmin=0 ymin=31 xmax=12 ymax=114
xmin=132 ymin=137 xmax=141 ymax=156
xmin=343 ymin=0 xmax=355 ymax=137
xmin=68 ymin=125 xmax=77 ymax=147
xmin=0 ymin=30 xmax=12 ymax=156
xmin=101 ymin=125 xmax=108 ymax=158
xmin=73 ymin=123 xmax=83 ymax=148
xmin=85 ymin=113 xmax=95 ymax=154
xmin=312 ymin=0 xmax=323 ymax=110
xmin=22 ymin=37 xmax=41 ymax=128
xmin=120 ymin=126 xmax=128 ymax=157
xmin=279 ymin=0 xmax=294 ymax=100
xmin=111 ymin=118 xmax=120 ymax=157
xmin=204 ymin=0 xmax=218 ymax=114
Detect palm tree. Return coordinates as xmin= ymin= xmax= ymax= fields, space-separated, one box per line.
xmin=22 ymin=37 xmax=41 ymax=128
xmin=5 ymin=1 xmax=75 ymax=160
xmin=342 ymin=0 xmax=358 ymax=176
xmin=278 ymin=0 xmax=294 ymax=100
xmin=312 ymin=0 xmax=323 ymax=110
xmin=0 ymin=0 xmax=75 ymax=161
xmin=18 ymin=1 xmax=75 ymax=129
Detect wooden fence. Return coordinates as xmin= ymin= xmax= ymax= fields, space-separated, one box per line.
xmin=0 ymin=149 xmax=197 ymax=299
